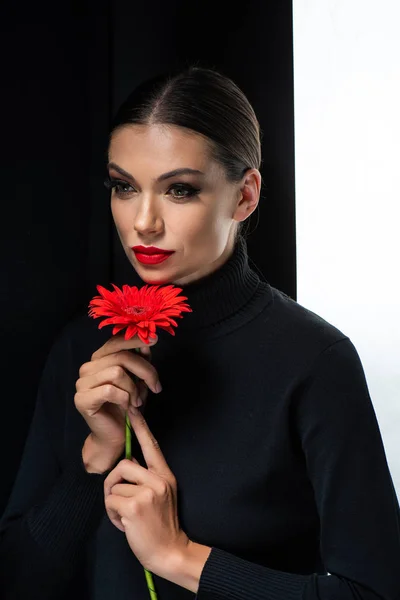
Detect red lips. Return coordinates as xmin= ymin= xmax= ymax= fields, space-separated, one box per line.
xmin=131 ymin=245 xmax=174 ymax=255
xmin=132 ymin=246 xmax=175 ymax=266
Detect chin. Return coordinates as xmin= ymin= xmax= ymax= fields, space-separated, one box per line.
xmin=139 ymin=274 xmax=171 ymax=286
xmin=134 ymin=264 xmax=188 ymax=287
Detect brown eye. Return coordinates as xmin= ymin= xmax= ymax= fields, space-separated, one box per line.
xmin=115 ymin=182 xmax=134 ymax=195
xmin=167 ymin=183 xmax=200 ymax=200
xmin=104 ymin=177 xmax=135 ymax=196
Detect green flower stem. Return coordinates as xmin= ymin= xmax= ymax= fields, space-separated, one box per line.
xmin=125 ymin=413 xmax=132 ymax=460
xmin=125 ymin=347 xmax=159 ymax=600
xmin=145 ymin=568 xmax=159 ymax=600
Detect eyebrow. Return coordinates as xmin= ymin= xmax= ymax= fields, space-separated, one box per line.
xmin=107 ymin=162 xmax=205 ymax=182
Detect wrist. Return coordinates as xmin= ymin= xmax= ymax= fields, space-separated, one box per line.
xmin=165 ymin=539 xmax=212 ymax=593
xmin=82 ymin=434 xmax=122 ymax=474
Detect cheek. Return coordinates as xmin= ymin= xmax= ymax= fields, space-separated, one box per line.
xmin=176 ymin=210 xmax=217 ymax=244
xmin=178 ymin=210 xmax=231 ymax=260
xmin=192 ymin=202 xmax=230 ymax=239
xmin=110 ymin=200 xmax=118 ymax=223
xmin=111 ymin=201 xmax=129 ymax=234
xmin=182 ymin=199 xmax=224 ymax=233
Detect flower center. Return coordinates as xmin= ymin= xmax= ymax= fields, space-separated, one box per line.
xmin=124 ymin=305 xmax=147 ymax=316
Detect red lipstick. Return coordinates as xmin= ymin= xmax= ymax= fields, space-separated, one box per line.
xmin=132 ymin=245 xmax=175 ymax=266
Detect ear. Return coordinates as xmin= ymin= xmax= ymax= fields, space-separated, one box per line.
xmin=232 ymin=168 xmax=261 ymax=223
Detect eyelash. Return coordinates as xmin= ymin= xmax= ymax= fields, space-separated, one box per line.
xmin=103 ymin=176 xmax=200 ymax=200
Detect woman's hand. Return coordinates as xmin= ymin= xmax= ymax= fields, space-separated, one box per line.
xmin=104 ymin=407 xmax=191 ymax=579
xmin=75 ymin=332 xmax=162 ymax=472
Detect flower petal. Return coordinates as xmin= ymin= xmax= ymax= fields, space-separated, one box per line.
xmin=88 ymin=282 xmax=192 ymax=339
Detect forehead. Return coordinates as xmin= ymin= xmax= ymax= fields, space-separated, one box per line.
xmin=108 ymin=123 xmax=213 ymax=171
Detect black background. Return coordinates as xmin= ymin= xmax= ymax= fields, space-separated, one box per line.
xmin=0 ymin=0 xmax=295 ymax=515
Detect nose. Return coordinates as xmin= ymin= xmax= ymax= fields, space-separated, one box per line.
xmin=133 ymin=196 xmax=163 ymax=236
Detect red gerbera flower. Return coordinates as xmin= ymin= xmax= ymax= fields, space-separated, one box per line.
xmin=88 ymin=283 xmax=192 ymax=344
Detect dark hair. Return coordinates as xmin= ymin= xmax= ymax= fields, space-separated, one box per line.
xmin=109 ymin=66 xmax=262 ymax=240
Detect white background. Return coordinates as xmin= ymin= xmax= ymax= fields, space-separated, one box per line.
xmin=292 ymin=0 xmax=399 ymax=497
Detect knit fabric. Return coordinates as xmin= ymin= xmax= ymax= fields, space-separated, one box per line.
xmin=1 ymin=237 xmax=399 ymax=600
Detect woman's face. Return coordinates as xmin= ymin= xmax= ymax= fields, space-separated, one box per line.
xmin=107 ymin=123 xmax=259 ymax=286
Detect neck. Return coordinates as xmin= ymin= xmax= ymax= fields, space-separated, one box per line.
xmin=164 ymin=236 xmax=272 ymax=340
xmin=118 ymin=235 xmax=273 ymax=341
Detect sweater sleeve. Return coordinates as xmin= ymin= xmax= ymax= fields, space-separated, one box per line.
xmin=195 ymin=338 xmax=400 ymax=600
xmin=0 ymin=325 xmax=116 ymax=599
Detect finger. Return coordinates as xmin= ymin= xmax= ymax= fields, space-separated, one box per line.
xmin=104 ymin=458 xmax=158 ymax=497
xmin=104 ymin=493 xmax=127 ymax=532
xmin=109 ymin=483 xmax=139 ymax=498
xmin=76 ymin=364 xmax=144 ymax=408
xmin=92 ymin=332 xmax=158 ymax=361
xmin=127 ymin=408 xmax=173 ymax=480
xmin=75 ymin=384 xmax=130 ymax=416
xmin=138 ymin=344 xmax=152 ymax=361
xmin=135 ymin=380 xmax=149 ymax=408
xmin=76 ymin=364 xmax=137 ymax=396
xmin=80 ymin=352 xmax=161 ymax=395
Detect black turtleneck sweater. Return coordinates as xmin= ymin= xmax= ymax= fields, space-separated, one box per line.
xmin=1 ymin=237 xmax=399 ymax=600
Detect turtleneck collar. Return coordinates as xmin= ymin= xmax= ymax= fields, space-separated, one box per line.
xmin=178 ymin=236 xmax=263 ymax=328
xmin=127 ymin=236 xmax=273 ymax=341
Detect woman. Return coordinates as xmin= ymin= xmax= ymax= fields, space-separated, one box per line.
xmin=1 ymin=66 xmax=399 ymax=600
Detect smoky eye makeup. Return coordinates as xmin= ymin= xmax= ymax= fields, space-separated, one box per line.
xmin=166 ymin=182 xmax=201 ymax=199
xmin=103 ymin=175 xmax=201 ymax=200
xmin=103 ymin=176 xmax=134 ymax=194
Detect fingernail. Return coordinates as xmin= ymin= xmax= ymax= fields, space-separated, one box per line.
xmin=134 ymin=395 xmax=143 ymax=407
xmin=155 ymin=381 xmax=162 ymax=394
